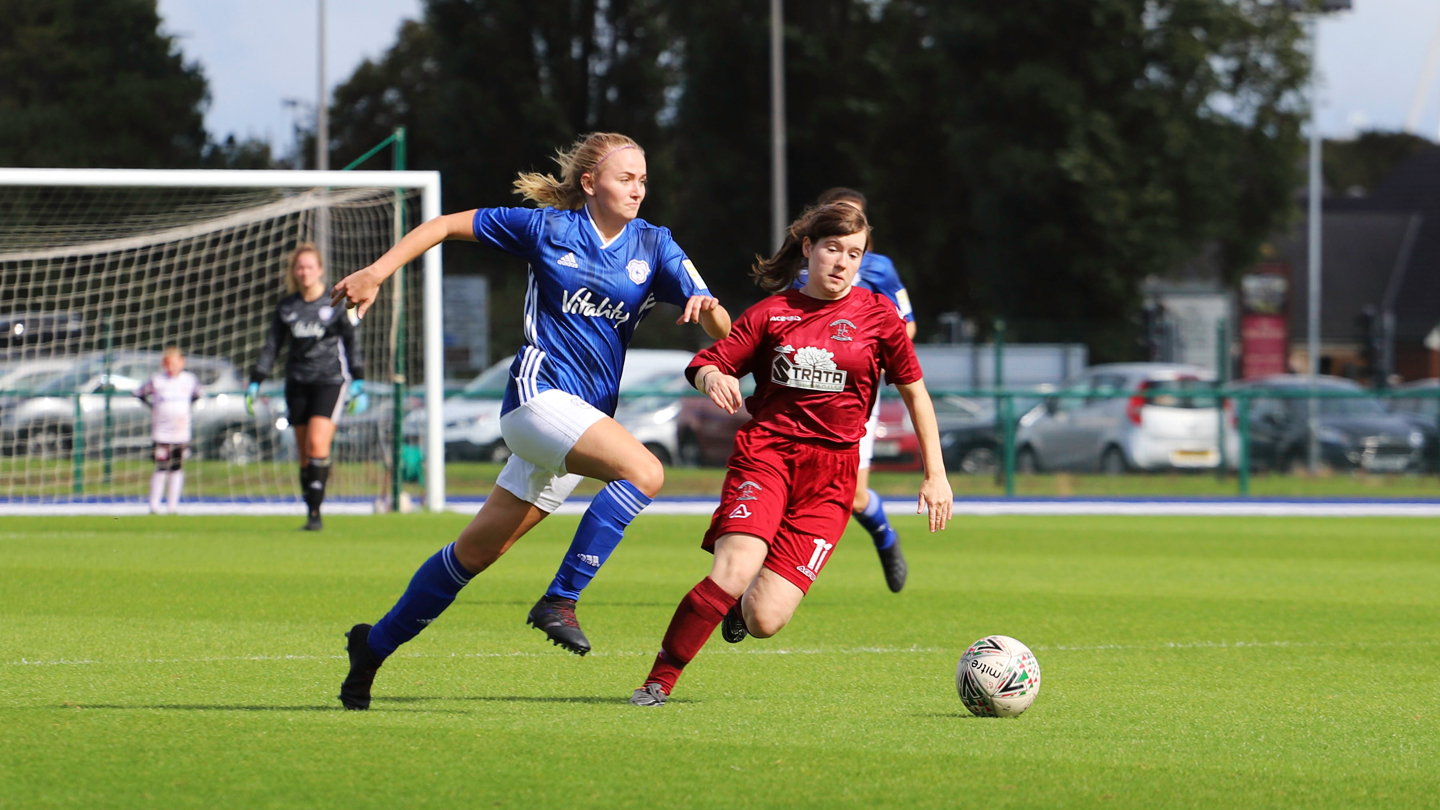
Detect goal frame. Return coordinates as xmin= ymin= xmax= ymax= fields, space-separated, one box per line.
xmin=0 ymin=168 xmax=448 ymax=511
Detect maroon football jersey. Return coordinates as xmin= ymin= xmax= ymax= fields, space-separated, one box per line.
xmin=688 ymin=287 xmax=923 ymax=446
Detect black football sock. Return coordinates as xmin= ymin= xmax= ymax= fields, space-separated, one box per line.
xmin=306 ymin=457 xmax=331 ymax=517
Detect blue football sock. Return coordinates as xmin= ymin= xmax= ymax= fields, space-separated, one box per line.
xmin=366 ymin=541 xmax=473 ymax=660
xmin=546 ymin=480 xmax=652 ymax=601
xmin=853 ymin=488 xmax=897 ymax=549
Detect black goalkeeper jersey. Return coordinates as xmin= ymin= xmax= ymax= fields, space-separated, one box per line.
xmin=251 ymin=293 xmax=365 ymax=385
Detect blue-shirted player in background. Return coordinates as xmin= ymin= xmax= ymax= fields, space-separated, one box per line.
xmin=330 ymin=132 xmax=731 ymax=710
xmin=794 ymin=188 xmax=917 ymax=593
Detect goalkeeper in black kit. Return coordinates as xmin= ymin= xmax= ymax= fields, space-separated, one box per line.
xmin=247 ymin=243 xmax=367 ymax=531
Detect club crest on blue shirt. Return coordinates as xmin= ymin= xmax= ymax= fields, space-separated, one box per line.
xmin=318 ymin=305 xmax=334 ymax=321
xmin=626 ymin=259 xmax=651 ymax=284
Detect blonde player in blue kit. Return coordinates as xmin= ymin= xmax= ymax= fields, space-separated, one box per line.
xmin=329 ymin=132 xmax=731 ymax=710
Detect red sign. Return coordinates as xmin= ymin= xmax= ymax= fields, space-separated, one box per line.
xmin=1241 ymin=314 xmax=1289 ymax=378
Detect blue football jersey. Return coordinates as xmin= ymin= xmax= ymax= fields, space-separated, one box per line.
xmin=794 ymin=252 xmax=914 ymax=323
xmin=473 ymin=207 xmax=712 ymax=417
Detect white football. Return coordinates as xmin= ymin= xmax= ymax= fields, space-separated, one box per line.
xmin=956 ymin=635 xmax=1042 ymax=718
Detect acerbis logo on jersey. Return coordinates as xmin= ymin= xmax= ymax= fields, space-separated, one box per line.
xmin=728 ymin=504 xmax=752 ymax=519
xmin=736 ymin=481 xmax=762 ymax=501
xmin=626 ymin=259 xmax=651 ymax=284
xmin=770 ymin=315 xmax=802 ymax=322
xmin=771 ymin=345 xmax=846 ymax=392
xmin=828 ymin=319 xmax=856 ymax=341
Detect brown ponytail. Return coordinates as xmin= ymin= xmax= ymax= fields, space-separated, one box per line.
xmin=512 ymin=132 xmax=644 ymax=210
xmin=750 ymin=203 xmax=871 ymax=293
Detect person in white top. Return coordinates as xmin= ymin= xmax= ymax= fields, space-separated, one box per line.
xmin=136 ymin=347 xmax=201 ymax=514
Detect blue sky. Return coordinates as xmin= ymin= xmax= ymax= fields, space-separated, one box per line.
xmin=157 ymin=0 xmax=1440 ymax=156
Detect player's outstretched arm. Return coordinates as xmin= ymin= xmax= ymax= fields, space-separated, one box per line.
xmin=676 ymin=296 xmax=731 ymax=339
xmin=332 ymin=211 xmax=479 ymax=318
xmin=896 ymin=378 xmax=953 ymax=532
xmin=692 ymin=363 xmax=743 ymax=414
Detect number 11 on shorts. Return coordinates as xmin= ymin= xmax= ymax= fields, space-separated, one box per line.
xmin=807 ymin=538 xmax=834 ymax=571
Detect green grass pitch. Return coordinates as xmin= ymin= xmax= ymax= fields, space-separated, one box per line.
xmin=2 ymin=513 xmax=1437 ymax=808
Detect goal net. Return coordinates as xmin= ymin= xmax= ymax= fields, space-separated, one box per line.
xmin=0 ymin=169 xmax=445 ymax=511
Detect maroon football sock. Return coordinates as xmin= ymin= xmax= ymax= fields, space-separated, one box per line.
xmin=643 ymin=577 xmax=737 ymax=695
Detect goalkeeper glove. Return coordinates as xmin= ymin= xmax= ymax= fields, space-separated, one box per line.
xmin=347 ymin=380 xmax=369 ymax=415
xmin=245 ymin=382 xmax=259 ymax=416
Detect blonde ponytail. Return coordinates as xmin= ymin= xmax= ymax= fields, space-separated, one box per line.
xmin=513 ymin=132 xmax=643 ymax=210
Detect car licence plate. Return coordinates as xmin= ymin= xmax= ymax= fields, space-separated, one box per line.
xmin=1364 ymin=456 xmax=1409 ymax=473
xmin=1170 ymin=449 xmax=1216 ymax=467
xmin=873 ymin=440 xmax=901 ymax=458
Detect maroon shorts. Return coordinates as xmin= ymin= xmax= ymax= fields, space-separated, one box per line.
xmin=702 ymin=426 xmax=858 ymax=594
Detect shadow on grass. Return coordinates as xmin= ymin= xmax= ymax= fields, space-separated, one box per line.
xmin=375 ymin=694 xmax=694 ymax=705
xmin=451 ymin=601 xmax=678 ymax=609
xmin=43 ymin=703 xmax=472 ymax=714
xmin=48 ymin=703 xmax=342 ymax=712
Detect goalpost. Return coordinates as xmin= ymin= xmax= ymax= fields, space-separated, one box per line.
xmin=0 ymin=168 xmax=447 ymax=512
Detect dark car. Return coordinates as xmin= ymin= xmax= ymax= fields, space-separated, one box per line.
xmin=0 ymin=312 xmax=85 ymax=360
xmin=864 ymin=393 xmax=1002 ymax=473
xmin=616 ymin=370 xmax=754 ymax=467
xmin=1387 ymin=378 xmax=1440 ymax=471
xmin=938 ymin=403 xmax=1002 ymax=475
xmin=1232 ymin=375 xmax=1426 ymax=473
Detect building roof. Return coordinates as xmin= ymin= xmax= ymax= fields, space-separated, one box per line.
xmin=1324 ymin=146 xmax=1440 ymax=342
xmin=1275 ymin=212 xmax=1416 ymax=341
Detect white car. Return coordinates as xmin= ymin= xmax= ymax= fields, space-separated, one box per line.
xmin=1014 ymin=363 xmax=1240 ymax=473
xmin=0 ymin=357 xmax=78 ymax=395
xmin=409 ymin=349 xmax=698 ymax=462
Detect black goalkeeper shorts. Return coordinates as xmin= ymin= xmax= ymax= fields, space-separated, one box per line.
xmin=286 ymin=381 xmax=345 ymax=424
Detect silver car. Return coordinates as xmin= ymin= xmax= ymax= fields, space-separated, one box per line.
xmin=0 ymin=352 xmax=273 ymax=462
xmin=1014 ymin=363 xmax=1239 ymax=473
xmin=407 ymin=349 xmax=699 ymax=463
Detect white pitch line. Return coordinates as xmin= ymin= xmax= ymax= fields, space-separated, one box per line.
xmin=8 ymin=639 xmax=1437 ymax=669
xmin=4 ymin=499 xmax=1440 ymax=517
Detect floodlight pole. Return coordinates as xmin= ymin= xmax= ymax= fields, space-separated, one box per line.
xmin=315 ymin=0 xmax=331 ymax=259
xmin=770 ymin=0 xmax=788 ymax=253
xmin=1306 ymin=13 xmax=1322 ymax=474
xmin=316 ymin=0 xmax=328 ymax=173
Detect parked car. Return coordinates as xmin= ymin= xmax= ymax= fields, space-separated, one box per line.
xmin=1014 ymin=363 xmax=1237 ymax=473
xmin=0 ymin=312 xmax=85 ymax=360
xmin=605 ymin=350 xmax=723 ymax=466
xmin=1388 ymin=378 xmax=1440 ymax=471
xmin=0 ymin=352 xmax=278 ymax=462
xmin=868 ymin=398 xmax=920 ymax=472
xmin=0 ymin=356 xmax=78 ymax=395
xmin=410 ymin=349 xmax=699 ymax=463
xmin=932 ymin=395 xmax=1002 ymax=474
xmin=405 ymin=357 xmax=512 ymax=462
xmin=1233 ymin=375 xmax=1426 ymax=473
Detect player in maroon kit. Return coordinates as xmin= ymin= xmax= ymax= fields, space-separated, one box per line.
xmin=630 ymin=203 xmax=952 ymax=706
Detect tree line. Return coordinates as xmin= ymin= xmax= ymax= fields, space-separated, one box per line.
xmin=4 ymin=0 xmax=1338 ymax=360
